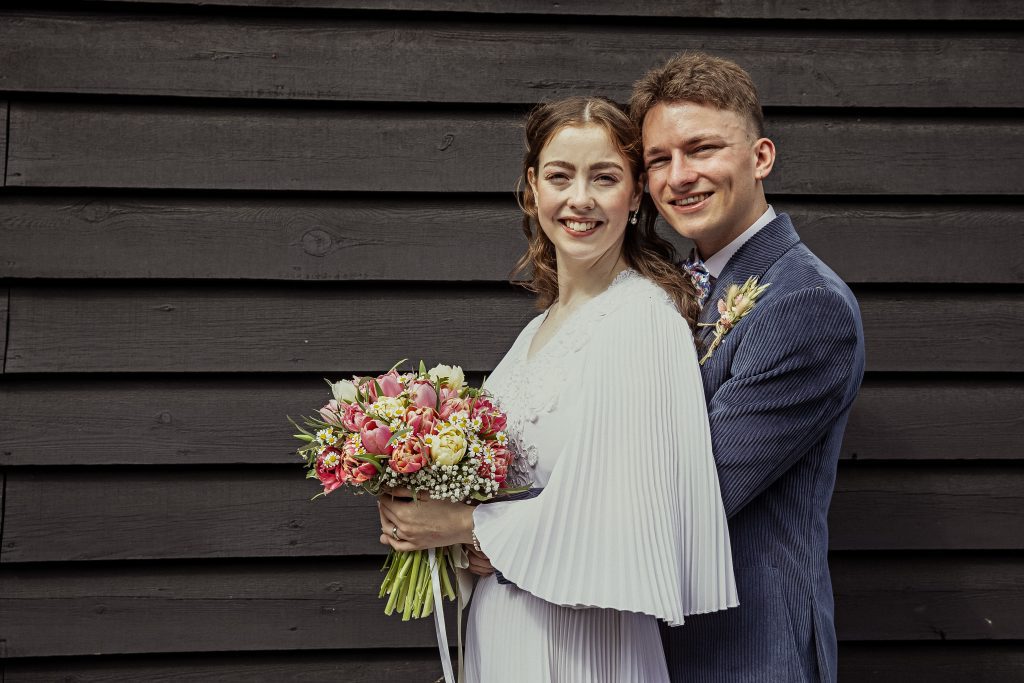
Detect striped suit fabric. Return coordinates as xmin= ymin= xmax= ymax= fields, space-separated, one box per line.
xmin=662 ymin=213 xmax=866 ymax=682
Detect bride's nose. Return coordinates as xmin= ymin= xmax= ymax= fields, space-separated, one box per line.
xmin=568 ymin=180 xmax=595 ymax=210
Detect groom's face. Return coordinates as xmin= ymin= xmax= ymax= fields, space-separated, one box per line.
xmin=642 ymin=101 xmax=768 ymax=258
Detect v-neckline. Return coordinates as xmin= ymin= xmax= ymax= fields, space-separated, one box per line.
xmin=524 ymin=269 xmax=635 ymax=364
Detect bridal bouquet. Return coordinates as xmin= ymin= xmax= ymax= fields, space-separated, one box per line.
xmin=289 ymin=361 xmax=518 ymax=621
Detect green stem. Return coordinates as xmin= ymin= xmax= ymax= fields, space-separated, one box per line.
xmin=438 ymin=547 xmax=456 ymax=600
xmin=402 ymin=550 xmax=423 ymax=621
xmin=384 ymin=551 xmax=415 ymax=615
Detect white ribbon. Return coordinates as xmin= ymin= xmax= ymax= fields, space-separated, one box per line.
xmin=429 ymin=547 xmax=456 ymax=683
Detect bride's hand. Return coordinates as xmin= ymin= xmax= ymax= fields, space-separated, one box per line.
xmin=377 ymin=488 xmax=475 ymax=552
xmin=465 ymin=545 xmax=495 ymax=576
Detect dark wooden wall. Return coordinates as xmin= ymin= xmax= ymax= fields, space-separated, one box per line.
xmin=1 ymin=2 xmax=1022 ymax=680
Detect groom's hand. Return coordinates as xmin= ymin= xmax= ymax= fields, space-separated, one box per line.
xmin=465 ymin=545 xmax=495 ymax=577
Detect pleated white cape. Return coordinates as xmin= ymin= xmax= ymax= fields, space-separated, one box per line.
xmin=465 ymin=270 xmax=737 ymax=680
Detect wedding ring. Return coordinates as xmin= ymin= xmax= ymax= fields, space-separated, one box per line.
xmin=391 ymin=525 xmax=401 ymax=541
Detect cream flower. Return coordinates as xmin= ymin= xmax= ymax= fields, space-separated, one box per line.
xmin=330 ymin=379 xmax=359 ymax=404
xmin=430 ymin=426 xmax=468 ymax=466
xmin=428 ymin=364 xmax=465 ymax=389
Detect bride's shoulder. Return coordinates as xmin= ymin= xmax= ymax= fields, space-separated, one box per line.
xmin=605 ymin=270 xmax=684 ymax=322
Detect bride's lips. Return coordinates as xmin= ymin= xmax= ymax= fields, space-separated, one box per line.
xmin=558 ymin=217 xmax=602 ymax=237
xmin=667 ymin=192 xmax=713 ymax=213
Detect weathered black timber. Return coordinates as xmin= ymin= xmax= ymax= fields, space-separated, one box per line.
xmin=2 ymin=650 xmax=446 ymax=683
xmin=838 ymin=643 xmax=1024 ymax=682
xmin=1 ymin=555 xmax=1018 ymax=657
xmin=2 ymin=195 xmax=1022 ymax=283
xmin=3 ymin=377 xmax=1019 ymax=466
xmin=2 ymin=464 xmax=1021 ymax=563
xmin=4 ymin=287 xmax=1022 ymax=373
xmin=88 ymin=0 xmax=1024 ymax=21
xmin=7 ymin=104 xmax=1024 ymax=195
xmin=842 ymin=379 xmax=1024 ymax=461
xmin=3 ymin=13 xmax=1022 ymax=108
xmin=0 ymin=288 xmax=8 ymax=373
xmin=6 ymin=644 xmax=1024 ymax=683
xmin=1 ymin=100 xmax=8 ymax=186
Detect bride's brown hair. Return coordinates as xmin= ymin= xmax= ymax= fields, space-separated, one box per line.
xmin=511 ymin=96 xmax=701 ymax=334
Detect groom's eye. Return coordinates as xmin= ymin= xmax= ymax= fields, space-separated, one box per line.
xmin=645 ymin=157 xmax=669 ymax=170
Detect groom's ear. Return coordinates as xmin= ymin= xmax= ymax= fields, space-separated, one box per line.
xmin=753 ymin=137 xmax=776 ymax=181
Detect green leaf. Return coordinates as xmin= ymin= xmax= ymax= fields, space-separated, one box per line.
xmin=293 ymin=433 xmax=314 ymax=442
xmin=352 ymin=453 xmax=384 ymax=473
xmin=419 ymin=359 xmax=427 ymax=376
xmin=388 ymin=358 xmax=409 ymax=374
xmin=287 ymin=415 xmax=313 ymax=436
xmin=386 ymin=428 xmax=411 ymax=446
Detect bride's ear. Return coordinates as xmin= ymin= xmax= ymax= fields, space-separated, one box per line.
xmin=632 ymin=172 xmax=646 ymax=212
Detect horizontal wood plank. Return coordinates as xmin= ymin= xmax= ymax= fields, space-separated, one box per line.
xmin=8 ymin=103 xmax=1024 ymax=195
xmin=0 ymin=555 xmax=1018 ymax=656
xmin=842 ymin=379 xmax=1023 ymax=462
xmin=3 ymin=464 xmax=1019 ymax=562
xmin=3 ymin=13 xmax=1021 ymax=107
xmin=1 ymin=100 xmax=7 ymax=186
xmin=2 ymin=650 xmax=445 ymax=682
xmin=0 ymin=287 xmax=8 ymax=373
xmin=4 ymin=287 xmax=1021 ymax=373
xmin=1 ymin=195 xmax=1021 ymax=283
xmin=1 ymin=377 xmax=1019 ymax=467
xmin=85 ymin=0 xmax=1024 ymax=21
xmin=837 ymin=642 xmax=1024 ymax=682
xmin=6 ymin=643 xmax=1024 ymax=682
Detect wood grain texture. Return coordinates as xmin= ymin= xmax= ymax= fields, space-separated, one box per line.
xmin=842 ymin=379 xmax=1023 ymax=462
xmin=3 ymin=13 xmax=1021 ymax=107
xmin=2 ymin=650 xmax=445 ymax=682
xmin=5 ymin=286 xmax=1021 ymax=373
xmin=3 ymin=464 xmax=1019 ymax=562
xmin=0 ymin=287 xmax=9 ymax=374
xmin=3 ymin=284 xmax=537 ymax=374
xmin=85 ymin=0 xmax=1024 ymax=21
xmin=837 ymin=643 xmax=1024 ymax=682
xmin=1 ymin=100 xmax=8 ymax=186
xmin=2 ymin=195 xmax=1022 ymax=284
xmin=8 ymin=103 xmax=1024 ymax=195
xmin=7 ymin=643 xmax=1024 ymax=683
xmin=1 ymin=555 xmax=1019 ymax=657
xmin=2 ymin=377 xmax=1019 ymax=466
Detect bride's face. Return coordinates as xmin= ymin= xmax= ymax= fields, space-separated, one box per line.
xmin=528 ymin=124 xmax=641 ymax=267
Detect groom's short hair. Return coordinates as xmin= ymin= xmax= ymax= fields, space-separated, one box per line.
xmin=629 ymin=52 xmax=765 ymax=139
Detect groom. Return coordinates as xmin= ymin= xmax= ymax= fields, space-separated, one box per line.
xmin=630 ymin=52 xmax=865 ymax=682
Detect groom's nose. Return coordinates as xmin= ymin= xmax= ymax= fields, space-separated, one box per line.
xmin=667 ymin=154 xmax=699 ymax=189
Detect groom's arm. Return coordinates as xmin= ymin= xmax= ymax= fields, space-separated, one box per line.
xmin=706 ymin=286 xmax=863 ymax=518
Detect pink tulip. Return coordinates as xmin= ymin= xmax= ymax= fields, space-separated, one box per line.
xmin=389 ymin=437 xmax=429 ymax=475
xmin=471 ymin=397 xmax=507 ymax=437
xmin=405 ymin=406 xmax=439 ymax=437
xmin=360 ymin=419 xmax=394 ymax=455
xmin=342 ymin=454 xmax=378 ymax=484
xmin=365 ymin=370 xmax=404 ymax=402
xmin=319 ymin=399 xmax=343 ymax=426
xmin=438 ymin=386 xmax=461 ymax=402
xmin=341 ymin=402 xmax=369 ymax=431
xmin=316 ymin=446 xmax=349 ymax=494
xmin=408 ymin=379 xmax=438 ymax=409
xmin=438 ymin=397 xmax=469 ymax=420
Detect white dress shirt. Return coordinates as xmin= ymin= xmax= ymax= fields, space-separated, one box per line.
xmin=703 ymin=205 xmax=777 ymax=278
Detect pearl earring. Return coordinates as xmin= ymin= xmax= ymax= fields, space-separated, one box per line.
xmin=630 ymin=211 xmax=638 ymax=225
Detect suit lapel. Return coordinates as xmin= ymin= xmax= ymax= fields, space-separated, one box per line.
xmin=697 ymin=213 xmax=802 ymax=338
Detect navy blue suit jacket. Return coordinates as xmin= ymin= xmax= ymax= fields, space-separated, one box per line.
xmin=663 ymin=213 xmax=865 ymax=682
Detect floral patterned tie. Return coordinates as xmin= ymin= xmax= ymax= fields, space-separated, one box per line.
xmin=682 ymin=251 xmax=713 ymax=307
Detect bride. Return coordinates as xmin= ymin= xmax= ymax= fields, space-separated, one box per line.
xmin=378 ymin=96 xmax=737 ymax=682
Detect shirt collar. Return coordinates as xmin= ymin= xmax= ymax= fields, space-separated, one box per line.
xmin=703 ymin=205 xmax=776 ymax=278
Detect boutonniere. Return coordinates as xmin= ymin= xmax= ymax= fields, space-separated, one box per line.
xmin=698 ymin=277 xmax=770 ymax=365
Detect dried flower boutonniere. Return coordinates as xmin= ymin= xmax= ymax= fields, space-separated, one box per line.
xmin=698 ymin=277 xmax=771 ymax=365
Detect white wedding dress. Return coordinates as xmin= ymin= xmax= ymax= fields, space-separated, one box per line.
xmin=465 ymin=270 xmax=738 ymax=682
